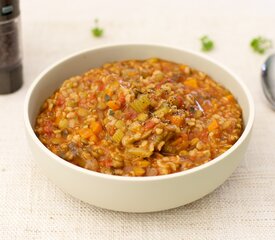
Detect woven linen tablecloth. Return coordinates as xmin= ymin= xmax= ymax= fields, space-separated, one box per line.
xmin=1 ymin=0 xmax=275 ymax=239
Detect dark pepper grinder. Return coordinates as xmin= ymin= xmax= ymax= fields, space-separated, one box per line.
xmin=0 ymin=0 xmax=23 ymax=94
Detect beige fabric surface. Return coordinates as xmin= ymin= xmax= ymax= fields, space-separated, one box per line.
xmin=0 ymin=0 xmax=275 ymax=239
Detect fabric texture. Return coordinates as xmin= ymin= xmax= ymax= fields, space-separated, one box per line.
xmin=0 ymin=0 xmax=275 ymax=239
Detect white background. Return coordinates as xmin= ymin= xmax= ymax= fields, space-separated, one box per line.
xmin=0 ymin=0 xmax=275 ymax=239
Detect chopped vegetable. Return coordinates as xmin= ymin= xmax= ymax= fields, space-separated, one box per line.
xmin=89 ymin=133 xmax=98 ymax=143
xmin=176 ymin=95 xmax=183 ymax=107
xmin=107 ymin=100 xmax=121 ymax=110
xmin=90 ymin=121 xmax=102 ymax=135
xmin=130 ymin=94 xmax=150 ymax=113
xmin=250 ymin=36 xmax=272 ymax=54
xmin=168 ymin=115 xmax=184 ymax=127
xmin=144 ymin=120 xmax=156 ymax=130
xmin=225 ymin=94 xmax=234 ymax=102
xmin=51 ymin=137 xmax=62 ymax=145
xmin=115 ymin=120 xmax=125 ymax=129
xmin=184 ymin=78 xmax=198 ymax=88
xmin=200 ymin=35 xmax=214 ymax=52
xmin=112 ymin=129 xmax=124 ymax=143
xmin=104 ymin=94 xmax=111 ymax=101
xmin=133 ymin=167 xmax=145 ymax=176
xmin=154 ymin=106 xmax=169 ymax=118
xmin=91 ymin=19 xmax=104 ymax=38
xmin=58 ymin=119 xmax=68 ymax=129
xmin=137 ymin=113 xmax=148 ymax=121
xmin=137 ymin=160 xmax=150 ymax=167
xmin=79 ymin=128 xmax=94 ymax=139
xmin=208 ymin=119 xmax=219 ymax=131
xmin=97 ymin=102 xmax=107 ymax=110
xmin=118 ymin=94 xmax=126 ymax=106
xmin=148 ymin=58 xmax=159 ymax=64
xmin=108 ymin=109 xmax=114 ymax=116
xmin=128 ymin=147 xmax=152 ymax=158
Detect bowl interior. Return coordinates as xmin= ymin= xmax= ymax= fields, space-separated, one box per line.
xmin=27 ymin=44 xmax=252 ymax=137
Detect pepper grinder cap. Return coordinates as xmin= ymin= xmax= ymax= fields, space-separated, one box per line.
xmin=0 ymin=0 xmax=19 ymax=22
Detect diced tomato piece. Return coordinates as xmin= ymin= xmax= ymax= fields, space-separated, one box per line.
xmin=144 ymin=120 xmax=156 ymax=130
xmin=104 ymin=159 xmax=113 ymax=167
xmin=177 ymin=95 xmax=183 ymax=107
xmin=118 ymin=93 xmax=126 ymax=107
xmin=108 ymin=126 xmax=116 ymax=136
xmin=99 ymin=84 xmax=105 ymax=91
xmin=124 ymin=108 xmax=138 ymax=120
xmin=43 ymin=121 xmax=53 ymax=134
xmin=56 ymin=96 xmax=65 ymax=106
xmin=196 ymin=130 xmax=208 ymax=142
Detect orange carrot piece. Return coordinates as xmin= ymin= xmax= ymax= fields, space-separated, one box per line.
xmin=208 ymin=119 xmax=219 ymax=131
xmin=107 ymin=101 xmax=121 ymax=110
xmin=168 ymin=115 xmax=184 ymax=126
xmin=225 ymin=94 xmax=234 ymax=102
xmin=79 ymin=128 xmax=94 ymax=139
xmin=89 ymin=133 xmax=98 ymax=142
xmin=184 ymin=78 xmax=198 ymax=88
xmin=105 ymin=88 xmax=113 ymax=97
xmin=90 ymin=121 xmax=103 ymax=135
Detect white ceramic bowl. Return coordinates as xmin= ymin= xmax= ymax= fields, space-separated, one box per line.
xmin=24 ymin=44 xmax=254 ymax=212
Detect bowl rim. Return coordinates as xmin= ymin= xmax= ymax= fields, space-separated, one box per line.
xmin=24 ymin=43 xmax=255 ymax=182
